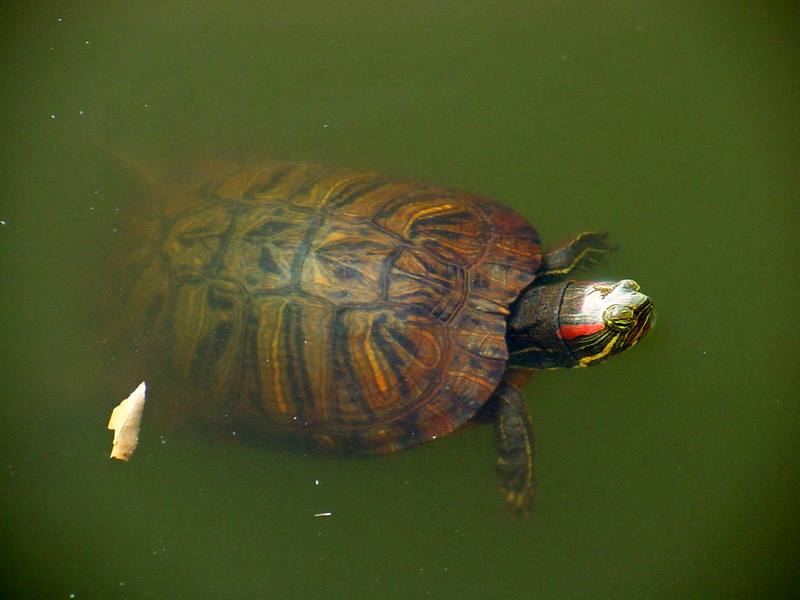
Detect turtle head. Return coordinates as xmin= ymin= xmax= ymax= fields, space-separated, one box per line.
xmin=557 ymin=279 xmax=653 ymax=367
xmin=508 ymin=279 xmax=654 ymax=369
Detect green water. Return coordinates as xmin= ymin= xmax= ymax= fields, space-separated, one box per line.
xmin=2 ymin=2 xmax=799 ymax=598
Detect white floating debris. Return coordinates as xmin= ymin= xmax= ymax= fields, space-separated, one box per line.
xmin=314 ymin=512 xmax=333 ymax=517
xmin=108 ymin=381 xmax=147 ymax=461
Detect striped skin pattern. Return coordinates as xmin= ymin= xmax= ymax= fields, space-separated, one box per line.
xmin=120 ymin=161 xmax=542 ymax=454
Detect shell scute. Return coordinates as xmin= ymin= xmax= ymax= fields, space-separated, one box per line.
xmin=452 ymin=301 xmax=510 ymax=361
xmin=386 ymin=247 xmax=467 ymax=322
xmin=163 ymin=204 xmax=233 ymax=279
xmin=375 ymin=192 xmax=488 ymax=267
xmin=221 ymin=204 xmax=313 ymax=292
xmin=246 ymin=295 xmax=335 ymax=426
xmin=170 ymin=280 xmax=246 ymax=400
xmin=300 ymin=220 xmax=397 ymax=305
xmin=331 ymin=306 xmax=447 ymax=425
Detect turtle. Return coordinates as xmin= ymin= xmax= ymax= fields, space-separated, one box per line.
xmin=111 ymin=159 xmax=654 ymax=514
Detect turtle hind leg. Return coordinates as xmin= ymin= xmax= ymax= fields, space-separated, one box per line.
xmin=490 ymin=381 xmax=535 ymax=516
xmin=540 ymin=231 xmax=614 ymax=277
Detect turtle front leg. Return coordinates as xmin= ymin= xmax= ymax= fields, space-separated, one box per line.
xmin=540 ymin=231 xmax=612 ymax=277
xmin=490 ymin=381 xmax=535 ymax=516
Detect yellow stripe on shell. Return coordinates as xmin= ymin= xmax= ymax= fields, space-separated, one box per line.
xmin=401 ymin=204 xmax=457 ymax=237
xmin=364 ymin=321 xmax=389 ymax=394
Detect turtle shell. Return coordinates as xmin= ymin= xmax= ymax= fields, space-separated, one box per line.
xmin=118 ymin=161 xmax=542 ymax=453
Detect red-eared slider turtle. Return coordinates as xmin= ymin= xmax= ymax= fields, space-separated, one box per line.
xmin=113 ymin=160 xmax=653 ymax=514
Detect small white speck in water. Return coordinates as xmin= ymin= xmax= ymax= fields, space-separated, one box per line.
xmin=314 ymin=479 xmax=320 ymax=486
xmin=314 ymin=512 xmax=333 ymax=517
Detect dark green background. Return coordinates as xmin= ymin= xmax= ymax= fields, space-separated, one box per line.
xmin=2 ymin=2 xmax=798 ymax=598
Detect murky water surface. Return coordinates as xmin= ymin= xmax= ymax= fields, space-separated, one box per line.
xmin=2 ymin=2 xmax=798 ymax=598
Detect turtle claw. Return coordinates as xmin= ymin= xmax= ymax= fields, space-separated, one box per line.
xmin=579 ymin=252 xmax=606 ymax=269
xmin=499 ymin=478 xmax=533 ymax=517
xmin=496 ymin=453 xmax=534 ymax=516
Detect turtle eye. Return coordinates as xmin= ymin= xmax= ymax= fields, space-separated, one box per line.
xmin=603 ymin=304 xmax=635 ymax=332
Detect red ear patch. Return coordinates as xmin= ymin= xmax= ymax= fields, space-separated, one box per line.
xmin=558 ymin=323 xmax=604 ymax=340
